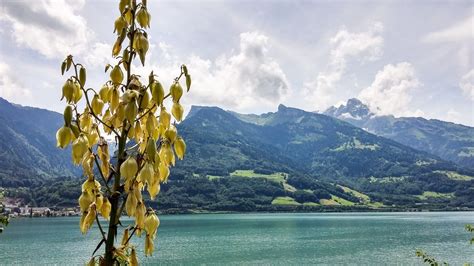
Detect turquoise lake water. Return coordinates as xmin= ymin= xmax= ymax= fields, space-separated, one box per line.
xmin=1 ymin=212 xmax=473 ymax=265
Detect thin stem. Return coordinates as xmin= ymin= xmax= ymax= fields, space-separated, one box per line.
xmin=92 ymin=152 xmax=112 ymax=193
xmin=123 ymin=226 xmax=138 ymax=246
xmin=96 ymin=215 xmax=107 ymax=241
xmin=84 ymin=87 xmax=120 ymax=136
xmin=104 ymin=5 xmax=136 ymax=265
xmin=116 ymin=194 xmax=128 ymax=223
xmin=85 ymin=88 xmax=98 ymax=95
xmin=133 ymin=91 xmax=172 ymax=123
xmin=174 ymin=69 xmax=184 ymax=82
xmin=106 ymin=169 xmax=115 ymax=186
xmin=70 ymin=65 xmax=119 ymax=136
xmin=135 ymin=104 xmax=156 ymax=122
xmin=92 ymin=239 xmax=106 ymax=257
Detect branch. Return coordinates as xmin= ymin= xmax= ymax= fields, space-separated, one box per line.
xmin=70 ymin=61 xmax=120 ymax=136
xmin=83 ymin=85 xmax=120 ymax=136
xmin=71 ymin=104 xmax=84 ymax=133
xmin=116 ymin=194 xmax=128 ymax=223
xmin=134 ymin=91 xmax=172 ymax=123
xmin=96 ymin=215 xmax=107 ymax=241
xmin=106 ymin=170 xmax=115 ymax=186
xmin=134 ymin=104 xmax=156 ymax=122
xmin=174 ymin=69 xmax=184 ymax=82
xmin=71 ymin=103 xmax=110 ymax=194
xmin=92 ymin=239 xmax=105 ymax=257
xmin=92 ymin=151 xmax=112 ymax=193
xmin=85 ymin=88 xmax=98 ymax=95
xmin=123 ymin=226 xmax=138 ymax=246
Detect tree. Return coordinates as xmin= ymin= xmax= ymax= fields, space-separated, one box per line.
xmin=0 ymin=191 xmax=8 ymax=233
xmin=415 ymin=250 xmax=447 ymax=266
xmin=56 ymin=0 xmax=191 ymax=264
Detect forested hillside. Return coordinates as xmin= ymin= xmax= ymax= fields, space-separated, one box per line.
xmin=2 ymin=98 xmax=474 ymax=210
xmin=0 ymin=98 xmax=78 ymax=187
xmin=325 ymin=98 xmax=474 ymax=169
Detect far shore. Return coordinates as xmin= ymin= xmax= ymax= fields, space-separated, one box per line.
xmin=6 ymin=207 xmax=474 ymax=220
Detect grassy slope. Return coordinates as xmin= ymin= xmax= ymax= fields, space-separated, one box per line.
xmin=272 ymin=196 xmax=300 ymax=205
xmin=417 ymin=191 xmax=454 ymax=200
xmin=210 ymin=170 xmax=389 ymax=208
xmin=230 ymin=170 xmax=286 ymax=182
xmin=434 ymin=171 xmax=474 ymax=181
xmin=338 ymin=185 xmax=370 ymax=203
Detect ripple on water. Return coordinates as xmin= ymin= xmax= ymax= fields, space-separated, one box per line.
xmin=1 ymin=212 xmax=473 ymax=265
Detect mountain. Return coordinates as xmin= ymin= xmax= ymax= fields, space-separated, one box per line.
xmin=183 ymin=104 xmax=452 ymax=179
xmin=1 ymin=97 xmax=474 ymax=210
xmin=324 ymin=98 xmax=474 ymax=169
xmin=0 ymin=97 xmax=77 ymax=187
xmin=170 ymin=104 xmax=474 ymax=209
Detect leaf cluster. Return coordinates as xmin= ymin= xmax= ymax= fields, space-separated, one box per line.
xmin=56 ymin=0 xmax=192 ymax=263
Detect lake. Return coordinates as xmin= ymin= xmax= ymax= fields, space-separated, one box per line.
xmin=1 ymin=212 xmax=473 ymax=265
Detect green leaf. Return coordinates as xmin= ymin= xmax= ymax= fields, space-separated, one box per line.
xmin=182 ymin=64 xmax=188 ymax=75
xmin=149 ymin=71 xmax=154 ymax=85
xmin=79 ymin=66 xmax=86 ymax=87
xmin=61 ymin=61 xmax=66 ymax=75
xmin=66 ymin=56 xmax=72 ymax=71
xmin=138 ymin=50 xmax=146 ymax=66
xmin=185 ymin=74 xmax=191 ymax=92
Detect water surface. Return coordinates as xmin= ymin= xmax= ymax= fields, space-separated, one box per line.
xmin=1 ymin=212 xmax=473 ymax=265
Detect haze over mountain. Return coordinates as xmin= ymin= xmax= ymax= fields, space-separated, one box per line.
xmin=324 ymin=98 xmax=474 ymax=169
xmin=1 ymin=97 xmax=473 ymax=210
xmin=0 ymin=97 xmax=77 ymax=188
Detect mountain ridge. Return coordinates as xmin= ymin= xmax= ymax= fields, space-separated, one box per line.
xmin=0 ymin=97 xmax=77 ymax=187
xmin=324 ymin=98 xmax=474 ymax=169
xmin=176 ymin=103 xmax=474 ymax=209
xmin=182 ymin=103 xmax=466 ymax=175
xmin=2 ymin=97 xmax=474 ymax=210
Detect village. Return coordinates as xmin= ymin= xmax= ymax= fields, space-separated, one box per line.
xmin=1 ymin=197 xmax=80 ymax=218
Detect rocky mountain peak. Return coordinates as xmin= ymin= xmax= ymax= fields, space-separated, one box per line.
xmin=324 ymin=98 xmax=373 ymax=121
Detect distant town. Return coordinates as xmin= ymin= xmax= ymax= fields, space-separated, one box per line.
xmin=2 ymin=197 xmax=81 ymax=218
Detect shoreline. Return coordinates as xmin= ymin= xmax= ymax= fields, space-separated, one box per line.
xmin=6 ymin=207 xmax=474 ymax=219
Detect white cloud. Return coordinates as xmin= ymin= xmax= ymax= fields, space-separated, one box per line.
xmin=359 ymin=62 xmax=422 ymax=117
xmin=84 ymin=42 xmax=111 ymax=68
xmin=304 ymin=22 xmax=384 ymax=109
xmin=460 ymin=69 xmax=474 ymax=101
xmin=422 ymin=15 xmax=473 ymax=69
xmin=190 ymin=32 xmax=289 ymax=111
xmin=329 ymin=22 xmax=384 ymax=67
xmin=136 ymin=32 xmax=290 ymax=113
xmin=0 ymin=0 xmax=92 ymax=59
xmin=158 ymin=42 xmax=173 ymax=61
xmin=0 ymin=62 xmax=32 ymax=101
xmin=423 ymin=15 xmax=473 ymax=43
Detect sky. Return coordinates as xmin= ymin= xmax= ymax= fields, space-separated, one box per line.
xmin=0 ymin=0 xmax=473 ymax=126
